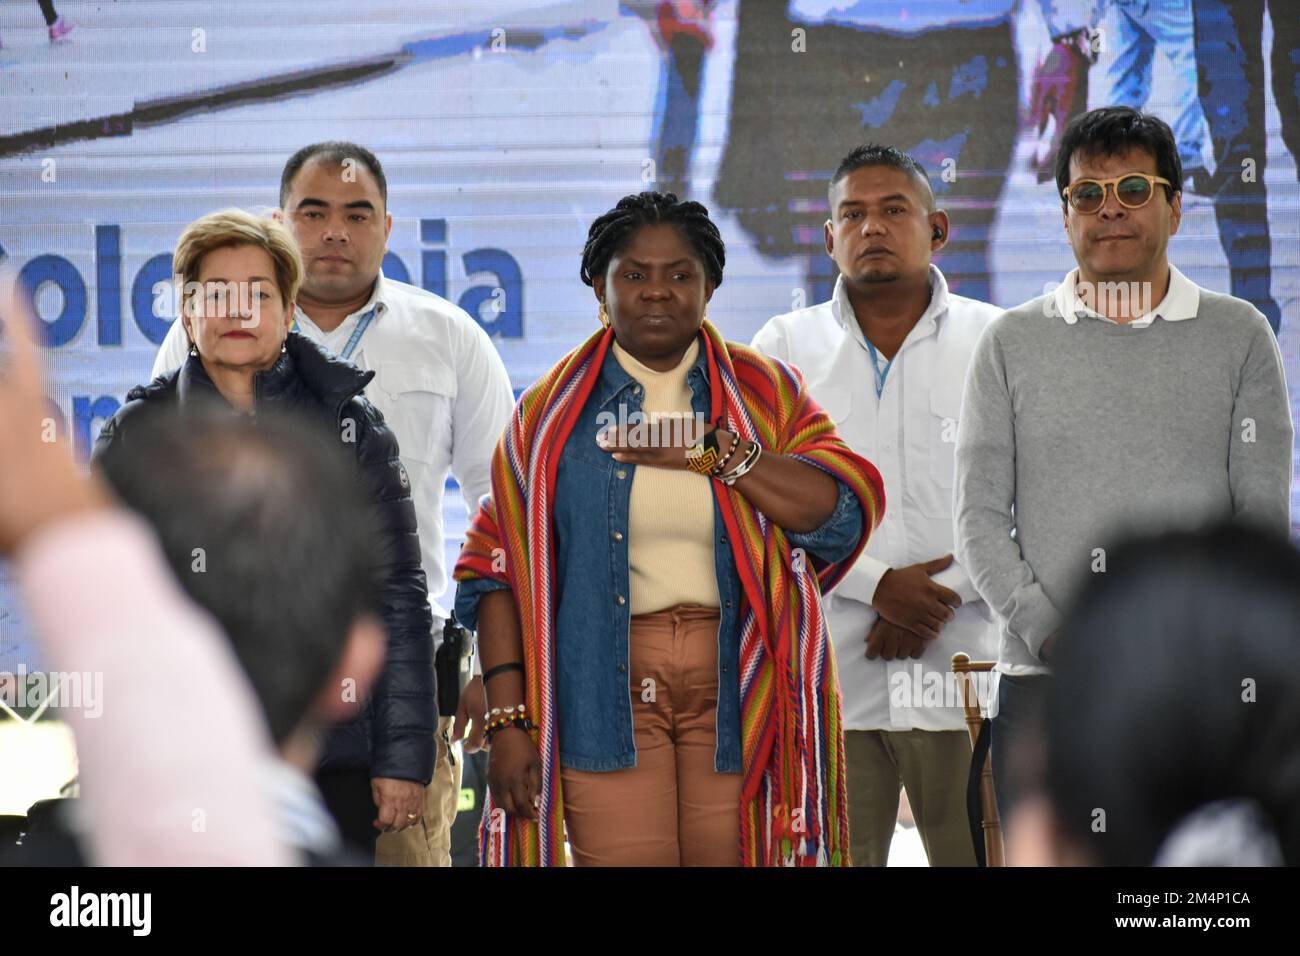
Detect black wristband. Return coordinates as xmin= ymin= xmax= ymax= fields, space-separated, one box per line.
xmin=483 ymin=661 xmax=525 ymax=683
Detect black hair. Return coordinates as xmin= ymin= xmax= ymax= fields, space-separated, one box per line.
xmin=580 ymin=191 xmax=725 ymax=288
xmin=1054 ymin=106 xmax=1182 ymax=205
xmin=1045 ymin=521 xmax=1300 ymax=865
xmin=279 ymin=141 xmax=388 ymax=209
xmin=97 ymin=408 xmax=383 ymax=746
xmin=829 ymin=143 xmax=934 ymax=208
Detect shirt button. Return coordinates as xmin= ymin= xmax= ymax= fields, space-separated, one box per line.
xmin=724 ymin=600 xmax=732 ymax=608
xmin=616 ymin=595 xmax=626 ymax=606
xmin=613 ymin=531 xmax=624 ymax=542
xmin=634 ymin=386 xmax=643 ymax=397
xmin=616 ymin=469 xmax=627 ymax=480
xmin=720 ymin=534 xmax=728 ymax=543
xmin=617 ymin=663 xmax=626 ymax=673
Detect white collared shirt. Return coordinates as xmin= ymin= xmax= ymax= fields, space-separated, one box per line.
xmin=752 ymin=266 xmax=1001 ymax=731
xmin=152 ymin=271 xmax=516 ymax=624
xmin=258 ymin=757 xmax=341 ymax=861
xmin=1051 ymin=263 xmax=1201 ymax=329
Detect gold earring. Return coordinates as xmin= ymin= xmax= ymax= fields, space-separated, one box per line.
xmin=599 ymin=301 xmax=611 ymax=329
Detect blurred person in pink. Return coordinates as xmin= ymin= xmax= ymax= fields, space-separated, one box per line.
xmin=0 ymin=274 xmax=289 ymax=866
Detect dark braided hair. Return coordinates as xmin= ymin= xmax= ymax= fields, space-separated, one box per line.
xmin=580 ymin=192 xmax=725 ymax=288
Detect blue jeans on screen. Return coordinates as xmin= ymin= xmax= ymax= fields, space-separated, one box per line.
xmin=1192 ymin=0 xmax=1300 ymax=333
xmin=1102 ymin=0 xmax=1209 ymax=175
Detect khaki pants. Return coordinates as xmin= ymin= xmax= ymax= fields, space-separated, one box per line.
xmin=844 ymin=728 xmax=977 ymax=867
xmin=560 ymin=604 xmax=743 ymax=867
xmin=375 ymin=715 xmax=460 ymax=866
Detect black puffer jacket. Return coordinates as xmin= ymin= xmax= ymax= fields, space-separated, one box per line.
xmin=92 ymin=331 xmax=436 ymax=785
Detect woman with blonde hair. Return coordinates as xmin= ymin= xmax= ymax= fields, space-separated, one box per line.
xmin=93 ymin=209 xmax=435 ymax=857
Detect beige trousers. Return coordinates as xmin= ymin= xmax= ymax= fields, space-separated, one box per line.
xmin=560 ymin=604 xmax=743 ymax=867
xmin=843 ymin=728 xmax=978 ymax=867
xmin=375 ymin=715 xmax=461 ymax=866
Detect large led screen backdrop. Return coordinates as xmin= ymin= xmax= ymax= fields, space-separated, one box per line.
xmin=1 ymin=0 xmax=1297 ymax=667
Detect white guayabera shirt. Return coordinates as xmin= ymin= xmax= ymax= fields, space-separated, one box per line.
xmin=153 ymin=271 xmax=517 ymax=630
xmin=751 ymin=266 xmax=1001 ymax=731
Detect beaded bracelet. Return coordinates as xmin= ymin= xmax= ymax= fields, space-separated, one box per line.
xmin=709 ymin=430 xmax=742 ymax=478
xmin=483 ymin=702 xmax=527 ymax=723
xmin=484 ymin=713 xmax=535 ymax=745
xmin=485 ymin=713 xmax=533 ymax=736
xmin=718 ymin=441 xmax=762 ymax=486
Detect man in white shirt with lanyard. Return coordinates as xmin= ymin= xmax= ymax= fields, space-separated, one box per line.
xmin=152 ymin=142 xmax=515 ymax=866
xmin=752 ymin=144 xmax=999 ymax=867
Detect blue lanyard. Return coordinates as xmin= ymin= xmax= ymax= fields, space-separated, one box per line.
xmin=863 ymin=336 xmax=893 ymax=399
xmin=340 ymin=307 xmax=378 ymax=360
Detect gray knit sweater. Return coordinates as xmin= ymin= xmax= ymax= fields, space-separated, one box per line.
xmin=954 ymin=287 xmax=1293 ymax=671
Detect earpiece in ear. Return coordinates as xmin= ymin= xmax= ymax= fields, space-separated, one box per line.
xmin=933 ymin=227 xmax=943 ymax=241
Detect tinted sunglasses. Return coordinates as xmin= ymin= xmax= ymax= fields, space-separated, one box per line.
xmin=1062 ymin=172 xmax=1174 ymax=214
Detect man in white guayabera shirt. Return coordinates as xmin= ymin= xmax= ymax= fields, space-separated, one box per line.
xmin=752 ymin=145 xmax=1000 ymax=867
xmin=153 ymin=142 xmax=515 ymax=866
xmin=954 ymin=107 xmax=1293 ymax=822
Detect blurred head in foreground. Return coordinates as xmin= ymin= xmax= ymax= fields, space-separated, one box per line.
xmin=96 ymin=408 xmax=387 ymax=768
xmin=1010 ymin=522 xmax=1300 ymax=866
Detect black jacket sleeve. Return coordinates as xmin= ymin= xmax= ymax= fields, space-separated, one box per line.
xmin=348 ymin=397 xmax=437 ymax=784
xmin=89 ymin=393 xmax=151 ymax=470
xmin=91 ymin=415 xmax=119 ymax=464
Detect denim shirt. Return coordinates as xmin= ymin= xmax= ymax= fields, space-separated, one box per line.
xmin=456 ymin=340 xmax=865 ymax=773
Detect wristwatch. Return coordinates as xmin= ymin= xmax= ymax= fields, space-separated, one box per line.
xmin=685 ymin=426 xmax=722 ymax=474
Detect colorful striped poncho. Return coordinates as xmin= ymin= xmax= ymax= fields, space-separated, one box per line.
xmin=454 ymin=320 xmax=885 ymax=866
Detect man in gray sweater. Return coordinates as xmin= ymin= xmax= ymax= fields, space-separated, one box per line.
xmin=954 ymin=106 xmax=1293 ymax=821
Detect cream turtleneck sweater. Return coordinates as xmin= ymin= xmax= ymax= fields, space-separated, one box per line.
xmin=611 ymin=337 xmax=720 ymax=615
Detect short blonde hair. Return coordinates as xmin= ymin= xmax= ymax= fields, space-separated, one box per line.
xmin=173 ymin=208 xmax=304 ymax=311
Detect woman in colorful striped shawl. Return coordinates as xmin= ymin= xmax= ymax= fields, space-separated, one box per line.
xmin=454 ymin=193 xmax=885 ymax=866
